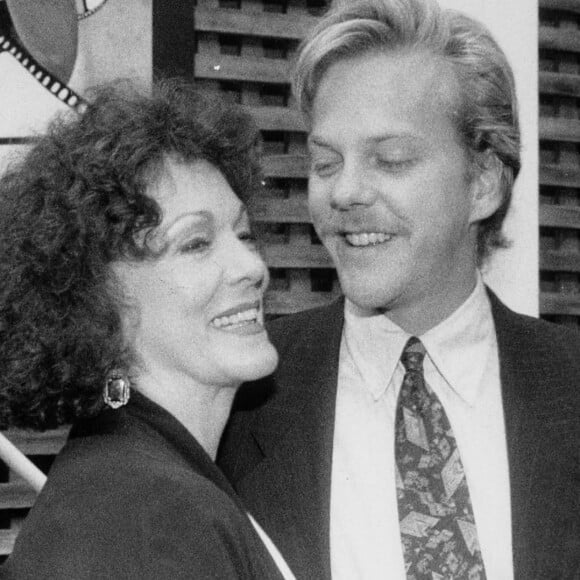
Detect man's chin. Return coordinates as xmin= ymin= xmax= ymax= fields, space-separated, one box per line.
xmin=340 ymin=278 xmax=396 ymax=313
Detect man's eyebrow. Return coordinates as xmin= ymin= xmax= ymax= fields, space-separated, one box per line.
xmin=307 ymin=133 xmax=419 ymax=148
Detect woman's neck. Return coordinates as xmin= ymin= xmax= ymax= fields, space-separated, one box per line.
xmin=134 ymin=370 xmax=238 ymax=460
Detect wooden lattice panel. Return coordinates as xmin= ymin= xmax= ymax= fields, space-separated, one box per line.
xmin=194 ymin=0 xmax=338 ymax=316
xmin=0 ymin=429 xmax=67 ymax=556
xmin=539 ymin=0 xmax=580 ymax=326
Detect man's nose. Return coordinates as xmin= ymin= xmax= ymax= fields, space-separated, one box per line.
xmin=329 ymin=161 xmax=376 ymax=210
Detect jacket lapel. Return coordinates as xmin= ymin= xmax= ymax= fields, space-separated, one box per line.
xmin=235 ymin=300 xmax=344 ymax=580
xmin=490 ymin=294 xmax=538 ymax=579
xmin=490 ymin=291 xmax=580 ymax=578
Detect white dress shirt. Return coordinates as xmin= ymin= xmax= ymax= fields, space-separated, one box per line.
xmin=330 ymin=276 xmax=513 ymax=579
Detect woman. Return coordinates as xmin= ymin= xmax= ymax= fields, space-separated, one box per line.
xmin=0 ymin=81 xmax=294 ymax=579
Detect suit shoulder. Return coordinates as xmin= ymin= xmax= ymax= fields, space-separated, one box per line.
xmin=504 ymin=309 xmax=580 ymax=357
xmin=491 ymin=292 xmax=580 ymax=356
xmin=495 ymin=306 xmax=580 ymax=414
xmin=266 ymin=299 xmax=344 ymax=353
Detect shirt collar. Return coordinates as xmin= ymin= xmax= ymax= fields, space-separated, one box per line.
xmin=421 ymin=275 xmax=496 ymax=405
xmin=343 ymin=274 xmax=495 ymax=405
xmin=343 ymin=298 xmax=408 ymax=401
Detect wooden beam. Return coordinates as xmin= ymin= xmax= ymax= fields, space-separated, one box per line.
xmin=250 ymin=196 xmax=310 ymax=223
xmin=262 ymin=154 xmax=308 ymax=178
xmin=541 ymin=291 xmax=580 ymax=316
xmin=195 ymin=53 xmax=291 ymax=84
xmin=540 ymin=204 xmax=580 ymax=229
xmin=541 ymin=163 xmax=580 ymax=188
xmin=195 ymin=7 xmax=318 ymax=40
xmin=539 ymin=0 xmax=580 ymax=15
xmin=540 ymin=71 xmax=580 ymax=98
xmin=0 ymin=482 xmax=37 ymax=510
xmin=2 ymin=428 xmax=69 ymax=456
xmin=541 ymin=250 xmax=580 ymax=272
xmin=261 ymin=244 xmax=333 ymax=268
xmin=540 ymin=117 xmax=580 ymax=143
xmin=243 ymin=105 xmax=306 ymax=131
xmin=0 ymin=530 xmax=16 ymax=556
xmin=539 ymin=26 xmax=580 ymax=54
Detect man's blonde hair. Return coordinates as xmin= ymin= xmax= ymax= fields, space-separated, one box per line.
xmin=293 ymin=0 xmax=521 ymax=262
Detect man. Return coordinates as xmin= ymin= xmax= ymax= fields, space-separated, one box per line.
xmin=219 ymin=1 xmax=580 ymax=578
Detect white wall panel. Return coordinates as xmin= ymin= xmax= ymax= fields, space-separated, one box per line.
xmin=439 ymin=0 xmax=540 ymax=315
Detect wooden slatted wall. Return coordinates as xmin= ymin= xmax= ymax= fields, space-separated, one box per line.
xmin=0 ymin=429 xmax=67 ymax=556
xmin=2 ymin=0 xmax=579 ymax=559
xmin=539 ymin=0 xmax=580 ymax=326
xmin=193 ymin=0 xmax=338 ymax=316
xmin=194 ymin=0 xmax=580 ymax=323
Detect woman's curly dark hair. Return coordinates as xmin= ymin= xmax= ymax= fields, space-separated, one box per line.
xmin=0 ymin=80 xmax=263 ymax=430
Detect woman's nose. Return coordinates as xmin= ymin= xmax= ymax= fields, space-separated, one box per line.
xmin=225 ymin=236 xmax=267 ymax=288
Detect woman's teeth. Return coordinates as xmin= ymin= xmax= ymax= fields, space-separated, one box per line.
xmin=345 ymin=232 xmax=393 ymax=246
xmin=212 ymin=308 xmax=259 ymax=329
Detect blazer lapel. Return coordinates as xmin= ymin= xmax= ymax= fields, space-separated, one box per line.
xmin=490 ymin=291 xmax=579 ymax=578
xmin=491 ymin=295 xmax=538 ymax=579
xmin=235 ymin=301 xmax=344 ymax=580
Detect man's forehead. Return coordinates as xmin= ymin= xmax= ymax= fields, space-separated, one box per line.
xmin=326 ymin=49 xmax=456 ymax=95
xmin=309 ymin=51 xmax=461 ymax=143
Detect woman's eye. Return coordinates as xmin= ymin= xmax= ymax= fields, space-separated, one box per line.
xmin=180 ymin=238 xmax=211 ymax=253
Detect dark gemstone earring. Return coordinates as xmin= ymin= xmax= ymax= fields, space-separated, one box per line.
xmin=103 ymin=369 xmax=130 ymax=409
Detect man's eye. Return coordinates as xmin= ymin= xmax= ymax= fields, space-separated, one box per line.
xmin=376 ymin=157 xmax=416 ymax=172
xmin=311 ymin=159 xmax=341 ymax=177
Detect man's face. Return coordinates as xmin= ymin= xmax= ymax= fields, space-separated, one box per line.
xmin=308 ymin=51 xmax=499 ymax=334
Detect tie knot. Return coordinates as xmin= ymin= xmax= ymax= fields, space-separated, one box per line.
xmin=400 ymin=336 xmax=426 ymax=372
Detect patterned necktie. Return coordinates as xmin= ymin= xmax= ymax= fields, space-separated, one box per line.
xmin=395 ymin=337 xmax=487 ymax=579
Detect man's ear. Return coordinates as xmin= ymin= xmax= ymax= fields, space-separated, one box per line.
xmin=468 ymin=151 xmax=504 ymax=224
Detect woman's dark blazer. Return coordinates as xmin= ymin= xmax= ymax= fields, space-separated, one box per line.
xmin=3 ymin=391 xmax=285 ymax=579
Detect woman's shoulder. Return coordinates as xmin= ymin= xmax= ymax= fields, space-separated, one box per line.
xmin=39 ymin=408 xmax=236 ymax=511
xmin=6 ymin=421 xmax=279 ymax=579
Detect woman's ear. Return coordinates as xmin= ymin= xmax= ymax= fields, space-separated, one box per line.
xmin=468 ymin=150 xmax=504 ymax=224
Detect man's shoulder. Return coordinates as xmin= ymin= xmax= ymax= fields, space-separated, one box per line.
xmin=491 ymin=293 xmax=580 ymax=359
xmin=491 ymin=294 xmax=580 ymax=414
xmin=266 ymin=298 xmax=344 ymax=353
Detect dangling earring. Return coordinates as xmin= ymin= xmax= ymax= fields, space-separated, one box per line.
xmin=103 ymin=369 xmax=130 ymax=409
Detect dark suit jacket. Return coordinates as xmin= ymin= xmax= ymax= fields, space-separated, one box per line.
xmin=4 ymin=391 xmax=286 ymax=579
xmin=219 ymin=292 xmax=580 ymax=580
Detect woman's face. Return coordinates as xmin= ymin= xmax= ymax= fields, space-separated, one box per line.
xmin=112 ymin=157 xmax=278 ymax=391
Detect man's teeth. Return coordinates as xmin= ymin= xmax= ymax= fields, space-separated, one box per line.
xmin=345 ymin=232 xmax=393 ymax=246
xmin=212 ymin=308 xmax=259 ymax=328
